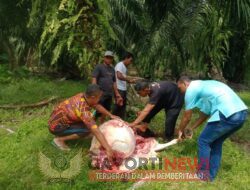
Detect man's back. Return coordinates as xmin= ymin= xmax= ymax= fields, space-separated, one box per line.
xmin=185 ymin=80 xmax=248 ymax=119
xmin=48 ymin=93 xmax=94 ymax=129
xmin=149 ymin=81 xmax=184 ymax=108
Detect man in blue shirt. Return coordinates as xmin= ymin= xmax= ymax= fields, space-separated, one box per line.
xmin=177 ymin=76 xmax=248 ymax=181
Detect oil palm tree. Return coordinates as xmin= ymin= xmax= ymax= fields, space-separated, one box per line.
xmin=107 ymin=0 xmax=250 ymax=82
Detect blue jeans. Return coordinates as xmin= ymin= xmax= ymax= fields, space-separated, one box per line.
xmin=197 ymin=110 xmax=248 ymax=181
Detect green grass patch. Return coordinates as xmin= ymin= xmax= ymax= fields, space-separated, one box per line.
xmin=0 ymin=107 xmax=135 ymax=190
xmin=230 ymin=92 xmax=250 ymax=143
xmin=0 ymin=77 xmax=86 ymax=105
xmin=239 ymin=91 xmax=250 ymax=108
xmin=0 ymin=73 xmax=249 ymax=189
xmin=141 ymin=111 xmax=250 ymax=190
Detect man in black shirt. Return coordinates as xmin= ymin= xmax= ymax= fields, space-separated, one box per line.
xmin=129 ymin=80 xmax=184 ymax=141
xmin=92 ymin=51 xmax=123 ymax=123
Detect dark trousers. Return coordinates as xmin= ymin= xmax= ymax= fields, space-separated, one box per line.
xmin=143 ymin=103 xmax=182 ymax=140
xmin=95 ymin=94 xmax=113 ymax=118
xmin=113 ymin=90 xmax=127 ymax=119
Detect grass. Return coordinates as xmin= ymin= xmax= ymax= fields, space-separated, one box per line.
xmin=0 ymin=72 xmax=135 ymax=190
xmin=138 ymin=111 xmax=250 ymax=190
xmin=0 ymin=69 xmax=249 ymax=190
xmin=0 ymin=78 xmax=86 ymax=105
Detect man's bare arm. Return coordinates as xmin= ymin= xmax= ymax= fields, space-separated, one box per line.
xmin=130 ymin=104 xmax=155 ymax=126
xmin=90 ymin=126 xmax=113 ymax=161
xmin=116 ymin=71 xmax=135 ymax=83
xmin=177 ymin=110 xmax=193 ymax=140
xmin=190 ymin=112 xmax=209 ymax=130
xmin=113 ymin=82 xmax=121 ymax=97
xmin=94 ymin=104 xmax=120 ymax=120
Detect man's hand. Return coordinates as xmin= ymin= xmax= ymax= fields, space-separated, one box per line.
xmin=116 ymin=95 xmax=123 ymax=106
xmin=177 ymin=129 xmax=184 ymax=141
xmin=127 ymin=122 xmax=137 ymax=132
xmin=137 ymin=123 xmax=148 ymax=132
xmin=128 ymin=78 xmax=137 ymax=83
xmin=129 ymin=122 xmax=148 ymax=133
xmin=184 ymin=128 xmax=193 ymax=139
xmin=128 ymin=122 xmax=137 ymax=128
xmin=110 ymin=114 xmax=121 ymax=120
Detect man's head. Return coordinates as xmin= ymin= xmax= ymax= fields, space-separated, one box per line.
xmin=85 ymin=84 xmax=103 ymax=106
xmin=177 ymin=76 xmax=191 ymax=93
xmin=103 ymin=50 xmax=114 ymax=66
xmin=134 ymin=80 xmax=151 ymax=97
xmin=122 ymin=52 xmax=134 ymax=66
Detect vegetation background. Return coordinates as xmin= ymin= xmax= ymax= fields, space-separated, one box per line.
xmin=0 ymin=0 xmax=249 ymax=189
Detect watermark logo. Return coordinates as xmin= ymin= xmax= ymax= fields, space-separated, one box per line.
xmin=89 ymin=156 xmax=210 ymax=182
xmin=38 ymin=149 xmax=83 ymax=183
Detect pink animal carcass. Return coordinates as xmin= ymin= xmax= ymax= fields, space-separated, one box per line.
xmin=89 ymin=119 xmax=178 ymax=171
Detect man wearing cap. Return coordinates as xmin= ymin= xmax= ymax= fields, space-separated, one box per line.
xmin=92 ymin=51 xmax=123 ymax=123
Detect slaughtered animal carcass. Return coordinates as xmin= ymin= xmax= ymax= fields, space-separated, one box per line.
xmin=90 ymin=119 xmax=178 ymax=171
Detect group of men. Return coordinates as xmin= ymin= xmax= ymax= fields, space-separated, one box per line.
xmin=48 ymin=50 xmax=248 ymax=181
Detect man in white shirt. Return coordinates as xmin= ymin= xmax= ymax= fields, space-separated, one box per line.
xmin=113 ymin=52 xmax=135 ymax=119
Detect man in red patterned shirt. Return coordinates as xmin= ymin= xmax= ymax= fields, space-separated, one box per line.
xmin=48 ymin=84 xmax=119 ymax=160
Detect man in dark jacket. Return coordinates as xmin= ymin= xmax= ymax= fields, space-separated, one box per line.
xmin=129 ymin=80 xmax=184 ymax=141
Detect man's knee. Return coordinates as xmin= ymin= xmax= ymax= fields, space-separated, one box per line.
xmin=198 ymin=135 xmax=210 ymax=147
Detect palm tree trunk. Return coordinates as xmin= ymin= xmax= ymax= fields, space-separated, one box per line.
xmin=2 ymin=39 xmax=18 ymax=70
